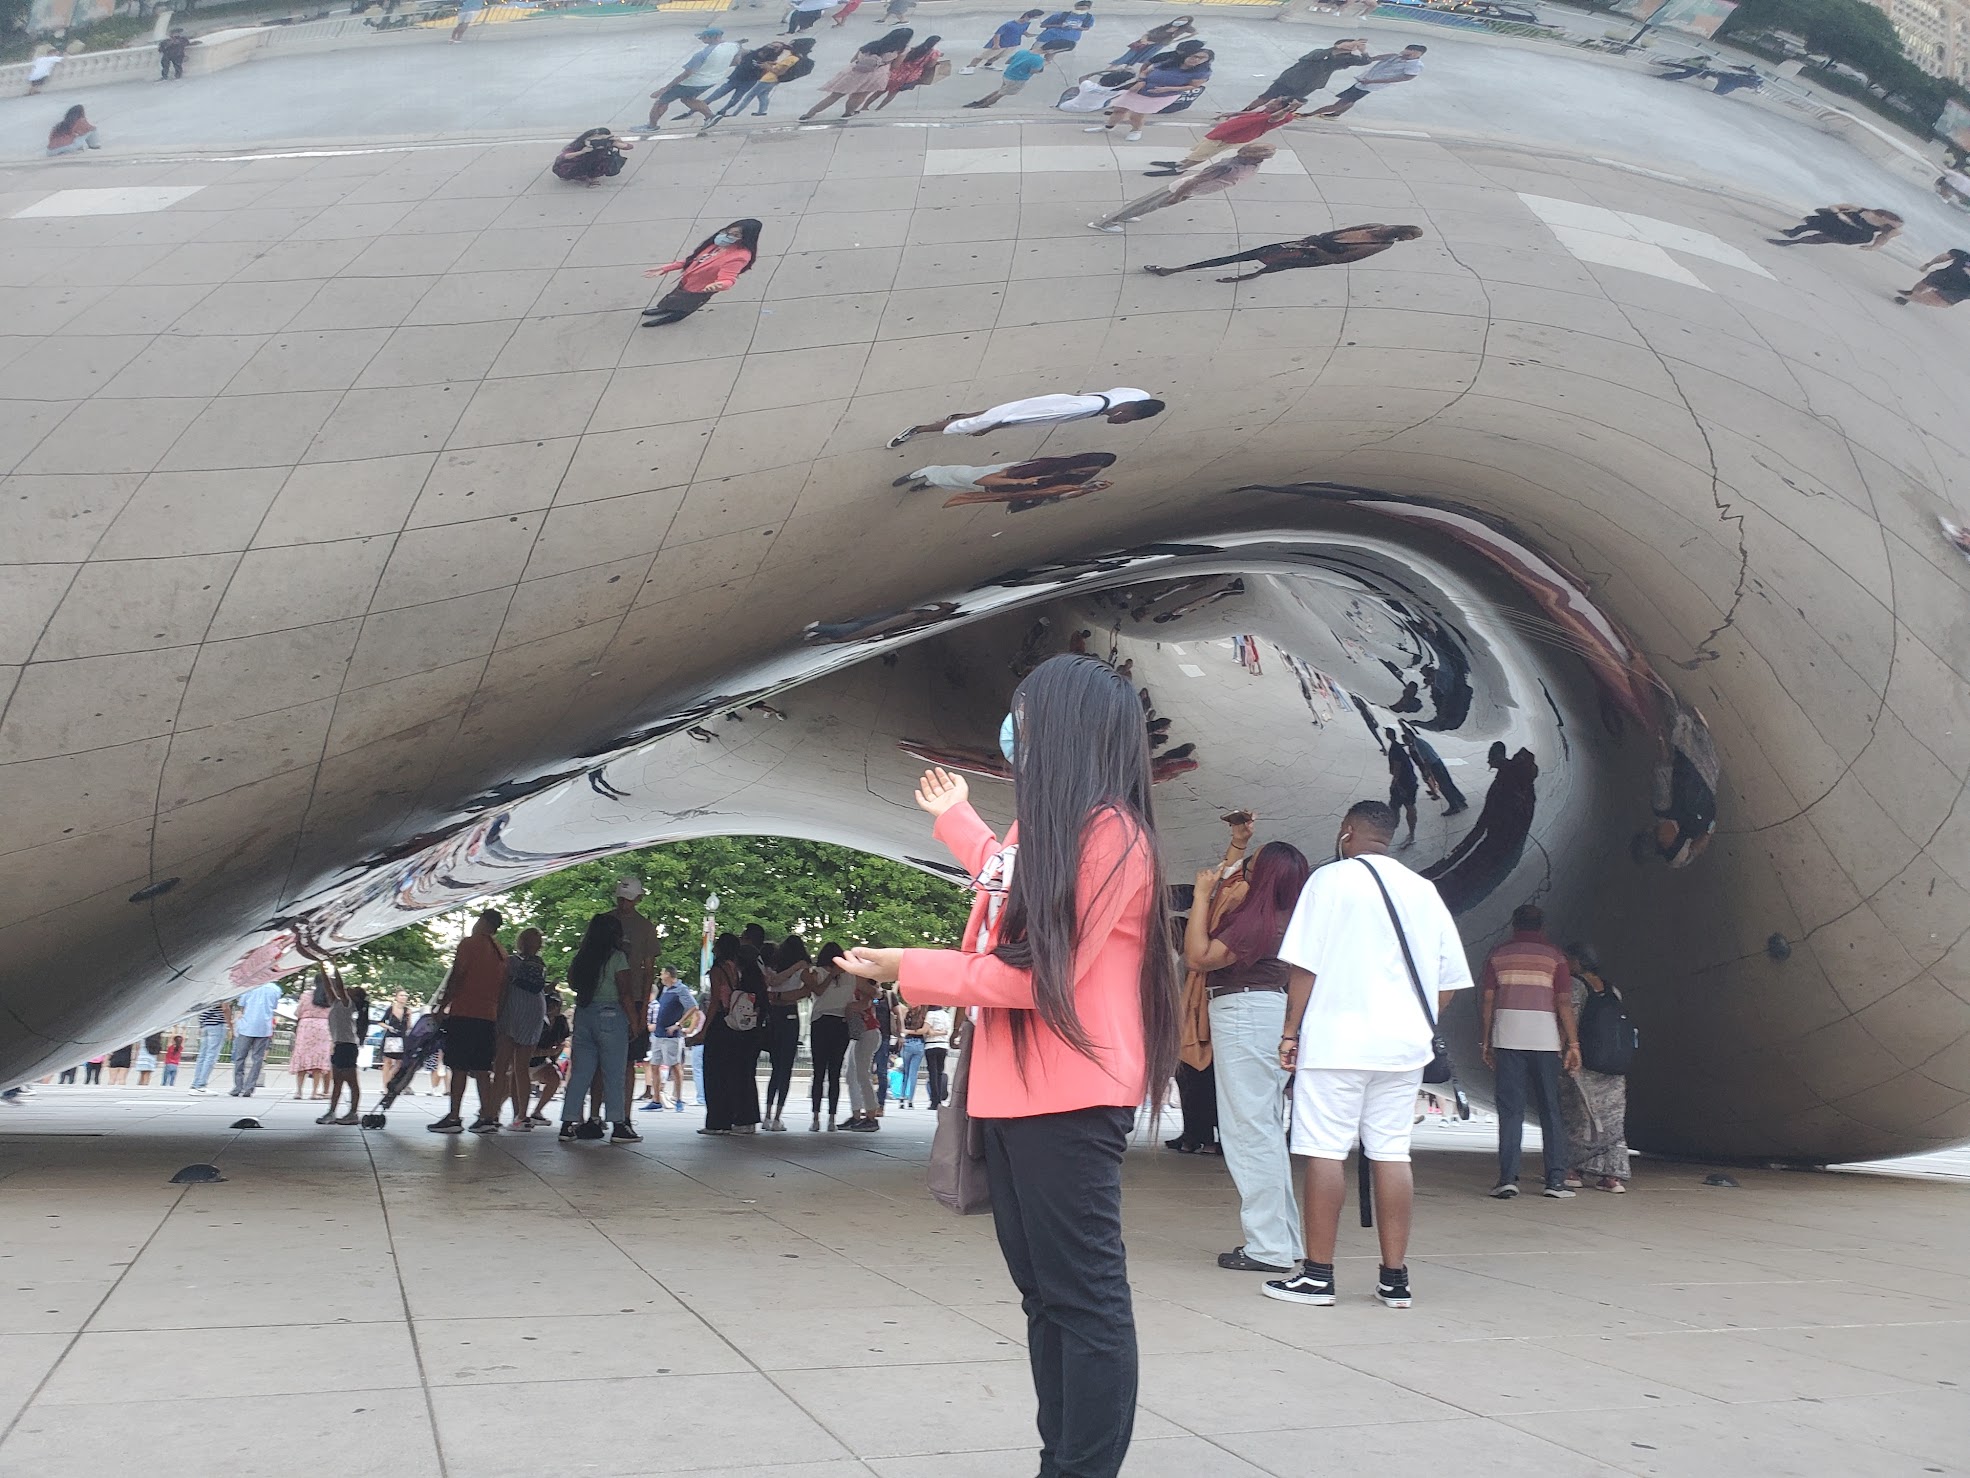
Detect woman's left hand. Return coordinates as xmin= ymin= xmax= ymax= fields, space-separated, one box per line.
xmin=838 ymin=947 xmax=905 ymax=983
xmin=1194 ymin=865 xmax=1220 ymax=893
xmin=642 ymin=267 xmax=671 ymax=277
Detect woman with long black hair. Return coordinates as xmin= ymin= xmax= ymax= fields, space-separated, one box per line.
xmin=688 ymin=932 xmax=767 ymax=1134
xmin=841 ymin=654 xmax=1178 ymax=1478
xmin=805 ymin=943 xmax=857 ymax=1131
xmin=640 ymin=220 xmax=762 ymax=327
xmin=558 ymin=912 xmax=639 ymax=1144
xmin=800 ymin=26 xmax=914 ymax=118
xmin=550 ymin=127 xmax=632 ymax=185
xmin=761 ymin=934 xmax=813 ymax=1130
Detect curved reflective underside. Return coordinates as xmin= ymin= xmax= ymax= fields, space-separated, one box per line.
xmin=2 ymin=14 xmax=1968 ymax=1161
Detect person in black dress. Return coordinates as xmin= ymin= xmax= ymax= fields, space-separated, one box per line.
xmin=1143 ymin=224 xmax=1421 ymax=281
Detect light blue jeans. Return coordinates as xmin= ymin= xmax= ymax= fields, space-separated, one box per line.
xmin=48 ymin=133 xmax=102 ymax=155
xmin=563 ymin=1003 xmax=630 ymax=1125
xmin=1208 ymin=991 xmax=1303 ymax=1268
xmin=161 ymin=1064 xmax=178 ymax=1086
xmin=231 ymin=1034 xmax=271 ymax=1095
xmin=191 ymin=1023 xmax=227 ymax=1088
xmin=899 ymin=1037 xmax=926 ymax=1104
xmin=691 ymin=1044 xmax=706 ymax=1105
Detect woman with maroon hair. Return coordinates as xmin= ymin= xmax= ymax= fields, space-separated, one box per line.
xmin=1183 ymin=839 xmax=1313 ymax=1275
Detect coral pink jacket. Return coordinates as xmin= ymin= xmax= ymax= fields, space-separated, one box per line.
xmin=898 ymin=800 xmax=1152 ymax=1119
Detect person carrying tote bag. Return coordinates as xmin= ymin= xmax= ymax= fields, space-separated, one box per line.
xmin=840 ymin=654 xmax=1178 ymax=1478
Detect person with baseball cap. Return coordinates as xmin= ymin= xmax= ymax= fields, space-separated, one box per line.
xmin=646 ymin=28 xmax=742 ymax=128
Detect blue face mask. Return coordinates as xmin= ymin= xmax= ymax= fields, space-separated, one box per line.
xmin=999 ymin=712 xmax=1018 ymax=766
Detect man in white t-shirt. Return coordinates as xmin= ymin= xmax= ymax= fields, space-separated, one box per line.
xmin=648 ymin=29 xmax=743 ymax=127
xmin=887 ymin=388 xmax=1164 ymax=447
xmin=1308 ymin=44 xmax=1424 ymax=119
xmin=1263 ymin=798 xmax=1472 ymax=1311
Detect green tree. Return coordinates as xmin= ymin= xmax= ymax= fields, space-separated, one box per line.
xmin=338 ymin=921 xmax=448 ymax=1002
xmin=349 ymin=838 xmax=972 ymax=987
xmin=1719 ymin=0 xmax=1906 ymax=75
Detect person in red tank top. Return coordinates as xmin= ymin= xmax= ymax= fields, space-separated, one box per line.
xmin=841 ymin=655 xmax=1178 ymax=1478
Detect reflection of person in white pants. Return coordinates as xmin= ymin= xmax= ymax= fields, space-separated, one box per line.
xmin=1184 ymin=840 xmax=1312 ymax=1274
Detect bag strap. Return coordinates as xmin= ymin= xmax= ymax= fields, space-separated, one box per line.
xmin=1356 ymin=858 xmax=1444 ymax=1050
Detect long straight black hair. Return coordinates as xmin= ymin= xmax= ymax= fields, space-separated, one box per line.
xmin=567 ymin=912 xmax=624 ymax=1003
xmin=681 ymin=219 xmax=763 ymax=273
xmin=991 ymin=654 xmax=1177 ymax=1110
xmin=865 ymin=26 xmax=914 ymax=54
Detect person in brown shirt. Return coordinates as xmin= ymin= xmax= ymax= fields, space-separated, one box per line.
xmin=430 ymin=908 xmax=507 ymax=1134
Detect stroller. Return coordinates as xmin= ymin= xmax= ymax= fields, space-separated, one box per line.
xmin=360 ymin=1013 xmax=445 ymax=1128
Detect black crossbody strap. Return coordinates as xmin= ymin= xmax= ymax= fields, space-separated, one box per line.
xmin=1357 ymin=858 xmax=1442 ymax=1044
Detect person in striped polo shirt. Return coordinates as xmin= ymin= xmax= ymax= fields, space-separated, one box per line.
xmin=1479 ymin=903 xmax=1579 ymax=1199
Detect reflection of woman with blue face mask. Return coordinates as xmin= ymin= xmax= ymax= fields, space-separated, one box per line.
xmin=835 ymin=655 xmax=1180 ymax=1478
xmin=641 ymin=219 xmax=764 ymax=326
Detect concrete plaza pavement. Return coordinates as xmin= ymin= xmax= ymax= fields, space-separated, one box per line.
xmin=0 ymin=1083 xmax=1965 ymax=1477
xmin=6 ymin=4 xmax=1970 ymax=248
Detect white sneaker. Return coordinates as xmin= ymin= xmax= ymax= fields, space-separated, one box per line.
xmin=960 ymin=64 xmax=976 ymax=73
xmin=1083 ymin=124 xmax=1107 ymax=132
xmin=1125 ymin=129 xmax=1143 ymax=141
xmin=1089 ymin=223 xmax=1122 ymax=233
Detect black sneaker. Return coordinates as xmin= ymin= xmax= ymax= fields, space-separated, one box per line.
xmin=558 ymin=1122 xmax=577 ymax=1142
xmin=1377 ymin=1265 xmax=1413 ymax=1308
xmin=1261 ymin=1261 xmax=1336 ymax=1306
xmin=576 ymin=1119 xmax=606 ymax=1141
xmin=428 ymin=1115 xmax=464 ymax=1134
xmin=1488 ymin=1182 xmax=1519 ymax=1199
xmin=467 ymin=1118 xmax=500 ymax=1134
xmin=610 ymin=1122 xmax=642 ymax=1143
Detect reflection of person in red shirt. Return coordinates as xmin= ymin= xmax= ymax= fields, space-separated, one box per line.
xmin=430 ymin=909 xmax=507 ymax=1135
xmin=1145 ymin=102 xmax=1301 ymax=174
xmin=640 ymin=220 xmax=761 ymax=326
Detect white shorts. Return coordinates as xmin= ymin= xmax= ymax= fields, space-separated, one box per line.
xmin=648 ymin=1037 xmax=685 ymax=1066
xmin=1290 ymin=1066 xmax=1424 ymax=1162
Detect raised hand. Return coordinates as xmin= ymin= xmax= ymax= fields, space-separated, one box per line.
xmin=914 ymin=767 xmax=969 ymax=817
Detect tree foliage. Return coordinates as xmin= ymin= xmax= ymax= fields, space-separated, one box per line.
xmin=338 ymin=922 xmax=448 ymax=1001
xmin=348 ymin=838 xmax=972 ymax=990
xmin=1718 ymin=0 xmax=1904 ymax=71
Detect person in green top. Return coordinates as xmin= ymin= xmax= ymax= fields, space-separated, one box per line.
xmin=559 ymin=913 xmax=642 ymax=1143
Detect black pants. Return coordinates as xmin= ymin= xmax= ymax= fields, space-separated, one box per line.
xmin=1172 ymin=1061 xmax=1217 ymax=1147
xmin=983 ymin=1107 xmax=1137 ymax=1478
xmin=786 ymin=5 xmax=822 ymax=29
xmin=84 ymin=1061 xmax=102 ymax=1084
xmin=764 ymin=1009 xmax=800 ymax=1116
xmin=161 ymin=56 xmax=183 ymax=79
xmin=923 ymin=1046 xmax=949 ymax=1108
xmin=641 ymin=287 xmax=712 ymax=325
xmin=59 ymin=1067 xmax=77 ymax=1083
xmin=703 ymin=1020 xmax=761 ymax=1130
xmin=809 ymin=1014 xmax=850 ymax=1115
xmin=1494 ymin=1047 xmax=1567 ymax=1188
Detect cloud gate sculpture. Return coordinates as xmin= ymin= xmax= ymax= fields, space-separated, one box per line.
xmin=1 ymin=4 xmax=1967 ymax=1164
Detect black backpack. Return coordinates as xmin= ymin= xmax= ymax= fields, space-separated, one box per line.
xmin=1577 ymin=983 xmax=1638 ymax=1076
